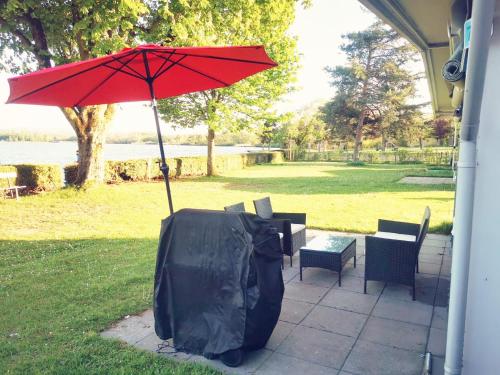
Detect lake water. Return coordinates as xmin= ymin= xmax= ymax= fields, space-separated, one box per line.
xmin=0 ymin=141 xmax=268 ymax=166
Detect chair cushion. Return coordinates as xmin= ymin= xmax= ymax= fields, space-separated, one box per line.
xmin=254 ymin=197 xmax=273 ymax=219
xmin=224 ymin=202 xmax=246 ymax=212
xmin=375 ymin=231 xmax=416 ymax=242
xmin=291 ymin=223 xmax=306 ymax=234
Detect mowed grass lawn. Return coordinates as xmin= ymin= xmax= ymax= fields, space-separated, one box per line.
xmin=0 ymin=162 xmax=454 ymax=374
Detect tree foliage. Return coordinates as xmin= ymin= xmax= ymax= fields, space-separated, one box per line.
xmin=432 ymin=117 xmax=454 ymax=145
xmin=156 ymin=0 xmax=300 ymax=175
xmin=0 ymin=0 xmax=165 ymax=184
xmin=321 ymin=22 xmax=421 ymax=159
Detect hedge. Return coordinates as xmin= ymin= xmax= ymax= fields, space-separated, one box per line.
xmin=14 ymin=164 xmax=62 ymax=191
xmin=296 ymin=149 xmax=456 ymax=165
xmin=64 ymin=151 xmax=284 ymax=184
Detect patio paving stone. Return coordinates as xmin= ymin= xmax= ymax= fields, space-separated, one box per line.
xmin=418 ymin=261 xmax=441 ymax=275
xmin=301 ymin=305 xmax=368 ymax=337
xmin=279 ymin=298 xmax=314 ymax=324
xmin=419 ymin=253 xmax=443 ymax=264
xmin=427 ymin=327 xmax=447 ymax=357
xmin=380 ymin=276 xmax=438 ymax=305
xmin=265 ymin=321 xmax=295 ymax=351
xmin=320 ymin=288 xmax=378 ymax=314
xmin=431 ymin=356 xmax=445 ymax=375
xmin=282 ymin=266 xmax=300 ymax=283
xmin=341 ymin=263 xmax=365 ymax=278
xmin=431 ymin=306 xmax=448 ymax=330
xmin=276 ymin=325 xmax=355 ymax=369
xmin=283 ymin=281 xmax=329 ymax=304
xmin=101 ymin=314 xmax=154 ymax=344
xmin=372 ymin=297 xmax=433 ymax=326
xmin=342 ymin=339 xmax=424 ymax=375
xmin=190 ymin=349 xmax=273 ymax=375
xmin=255 ymin=352 xmax=335 ymax=375
xmin=291 ymin=267 xmax=339 ymax=288
xmin=359 ymin=316 xmax=428 ymax=352
xmin=333 ymin=275 xmax=384 ymax=296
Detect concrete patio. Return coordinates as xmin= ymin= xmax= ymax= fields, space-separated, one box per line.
xmin=102 ymin=230 xmax=451 ymax=375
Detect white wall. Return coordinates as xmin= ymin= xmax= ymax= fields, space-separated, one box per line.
xmin=462 ymin=3 xmax=500 ymax=374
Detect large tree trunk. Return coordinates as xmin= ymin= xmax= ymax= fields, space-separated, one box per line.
xmin=353 ymin=110 xmax=366 ymax=161
xmin=207 ymin=127 xmax=215 ymax=176
xmin=61 ymin=105 xmax=115 ymax=185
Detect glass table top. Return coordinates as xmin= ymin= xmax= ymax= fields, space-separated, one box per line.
xmin=301 ymin=235 xmax=355 ymax=253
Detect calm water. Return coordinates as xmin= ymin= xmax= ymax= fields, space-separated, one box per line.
xmin=0 ymin=141 xmax=267 ymax=166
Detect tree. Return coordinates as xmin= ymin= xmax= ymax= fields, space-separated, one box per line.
xmin=322 ymin=22 xmax=419 ymax=160
xmin=0 ymin=0 xmax=167 ymax=184
xmin=433 ymin=117 xmax=453 ymax=146
xmin=156 ymin=0 xmax=299 ymax=176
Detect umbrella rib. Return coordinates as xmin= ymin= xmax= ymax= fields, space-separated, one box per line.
xmin=150 ymin=53 xmax=187 ymax=81
xmin=8 ymin=50 xmax=139 ymax=104
xmin=74 ymin=51 xmax=141 ymax=106
xmin=154 ymin=49 xmax=276 ymax=66
xmin=108 ymin=54 xmax=146 ymax=79
xmin=151 ymin=52 xmax=229 ymax=86
xmin=102 ymin=63 xmax=144 ymax=80
xmin=152 ymin=49 xmax=176 ymax=80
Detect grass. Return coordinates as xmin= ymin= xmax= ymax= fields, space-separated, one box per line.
xmin=0 ymin=162 xmax=454 ymax=373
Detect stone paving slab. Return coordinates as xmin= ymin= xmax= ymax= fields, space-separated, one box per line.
xmin=320 ymin=288 xmax=378 ymax=314
xmin=101 ymin=230 xmax=451 ymax=375
xmin=256 ymin=352 xmax=336 ymax=375
xmin=342 ymin=339 xmax=424 ymax=375
xmin=359 ymin=316 xmax=428 ymax=352
xmin=275 ymin=325 xmax=355 ymax=369
xmin=279 ymin=298 xmax=314 ymax=324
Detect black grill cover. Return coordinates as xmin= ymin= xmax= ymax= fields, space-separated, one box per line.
xmin=153 ymin=209 xmax=284 ymax=357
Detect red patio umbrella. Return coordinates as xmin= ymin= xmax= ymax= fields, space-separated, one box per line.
xmin=6 ymin=44 xmax=277 ymax=214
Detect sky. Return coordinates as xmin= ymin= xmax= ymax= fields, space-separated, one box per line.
xmin=0 ymin=0 xmax=430 ymax=136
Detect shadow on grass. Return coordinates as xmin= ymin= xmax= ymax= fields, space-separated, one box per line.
xmin=0 ymin=237 xmax=223 ymax=374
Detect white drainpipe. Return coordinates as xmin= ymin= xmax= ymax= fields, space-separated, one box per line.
xmin=444 ymin=1 xmax=495 ymax=375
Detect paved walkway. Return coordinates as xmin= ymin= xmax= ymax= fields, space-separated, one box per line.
xmin=102 ymin=230 xmax=451 ymax=375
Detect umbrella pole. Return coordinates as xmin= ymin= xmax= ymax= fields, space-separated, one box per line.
xmin=151 ymin=96 xmax=174 ymax=215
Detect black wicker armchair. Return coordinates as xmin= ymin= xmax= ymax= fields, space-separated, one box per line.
xmin=253 ymin=197 xmax=306 ymax=266
xmin=364 ymin=207 xmax=431 ymax=300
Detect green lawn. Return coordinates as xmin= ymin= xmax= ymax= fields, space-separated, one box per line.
xmin=0 ymin=162 xmax=454 ymax=373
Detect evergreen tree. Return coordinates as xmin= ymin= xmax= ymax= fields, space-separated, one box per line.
xmin=322 ymin=22 xmax=419 ymax=160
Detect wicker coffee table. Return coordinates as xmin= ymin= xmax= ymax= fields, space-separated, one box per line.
xmin=299 ymin=235 xmax=356 ymax=286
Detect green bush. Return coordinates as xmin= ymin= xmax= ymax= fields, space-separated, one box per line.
xmin=269 ymin=151 xmax=284 ymax=164
xmin=175 ymin=156 xmax=206 ymax=176
xmin=64 ymin=164 xmax=78 ymax=185
xmin=62 ymin=152 xmax=281 ymax=184
xmin=15 ymin=164 xmax=62 ymax=191
xmin=347 ymin=161 xmax=366 ymax=167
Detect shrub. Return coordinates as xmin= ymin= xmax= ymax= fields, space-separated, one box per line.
xmin=64 ymin=164 xmax=78 ymax=185
xmin=347 ymin=161 xmax=366 ymax=167
xmin=269 ymin=151 xmax=284 ymax=164
xmin=175 ymin=156 xmax=206 ymax=177
xmin=15 ymin=164 xmax=62 ymax=191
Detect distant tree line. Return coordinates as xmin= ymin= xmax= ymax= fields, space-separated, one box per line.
xmin=261 ymin=22 xmax=456 ymax=155
xmin=0 ymin=129 xmax=261 ymax=146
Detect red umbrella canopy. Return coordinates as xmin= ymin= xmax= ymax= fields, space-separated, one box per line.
xmin=6 ymin=44 xmax=277 ymax=107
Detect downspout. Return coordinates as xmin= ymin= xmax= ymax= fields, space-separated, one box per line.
xmin=444 ymin=1 xmax=495 ymax=374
